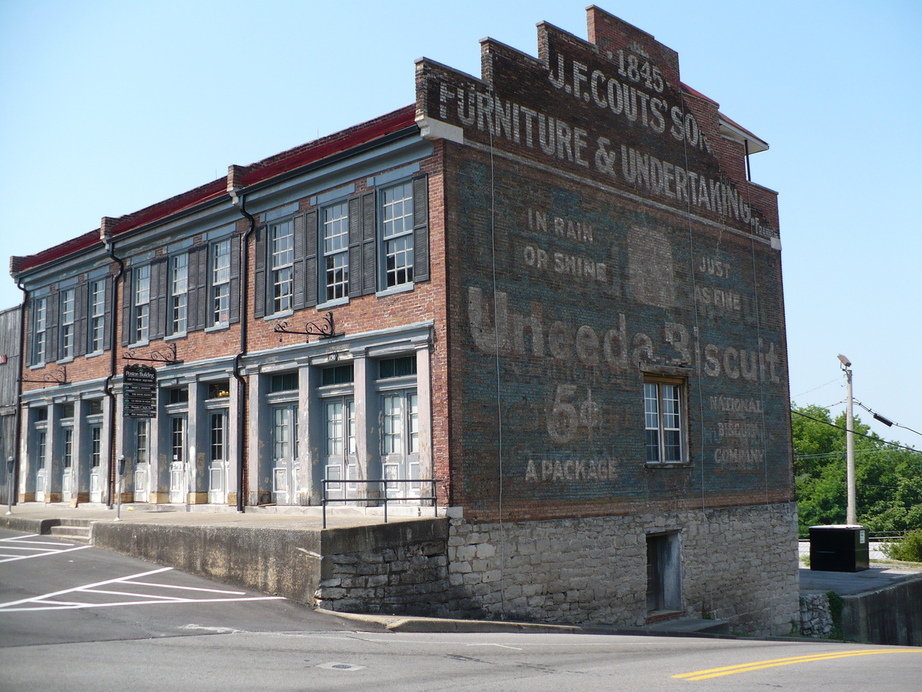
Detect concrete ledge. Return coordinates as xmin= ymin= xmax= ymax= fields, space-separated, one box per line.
xmin=93 ymin=522 xmax=324 ymax=602
xmin=0 ymin=516 xmax=61 ymax=535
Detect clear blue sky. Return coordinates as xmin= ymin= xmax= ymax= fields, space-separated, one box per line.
xmin=2 ymin=1 xmax=920 ymax=448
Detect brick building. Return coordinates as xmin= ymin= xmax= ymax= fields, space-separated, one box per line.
xmin=10 ymin=8 xmax=798 ymax=634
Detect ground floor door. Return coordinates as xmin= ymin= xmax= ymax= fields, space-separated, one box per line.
xmin=380 ymin=390 xmax=419 ymax=501
xmin=169 ymin=416 xmax=187 ymax=503
xmin=323 ymin=397 xmax=356 ymax=500
xmin=61 ymin=428 xmax=74 ymax=502
xmin=208 ymin=412 xmax=228 ymax=504
xmin=33 ymin=430 xmax=47 ymax=502
xmin=88 ymin=426 xmax=104 ymax=503
xmin=134 ymin=463 xmax=149 ymax=503
xmin=271 ymin=405 xmax=298 ymax=505
xmin=133 ymin=419 xmax=150 ymax=502
xmin=646 ymin=532 xmax=682 ymax=614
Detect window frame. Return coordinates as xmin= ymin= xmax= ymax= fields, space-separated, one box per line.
xmin=168 ymin=253 xmax=189 ymax=336
xmin=210 ymin=238 xmax=232 ymax=327
xmin=378 ymin=181 xmax=415 ymax=290
xmin=268 ymin=218 xmax=295 ymax=315
xmin=31 ymin=296 xmax=48 ymax=365
xmin=642 ymin=375 xmax=688 ymax=465
xmin=89 ymin=278 xmax=107 ymax=354
xmin=133 ymin=264 xmax=152 ymax=344
xmin=321 ymin=200 xmax=350 ymax=303
xmin=59 ymin=288 xmax=76 ymax=360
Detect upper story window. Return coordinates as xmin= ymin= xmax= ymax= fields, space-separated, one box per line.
xmin=321 ymin=364 xmax=354 ymax=387
xmin=643 ymin=378 xmax=686 ymax=464
xmin=169 ymin=254 xmax=188 ymax=335
xmin=60 ymin=288 xmax=75 ymax=359
xmin=31 ymin=296 xmax=47 ymax=365
xmin=270 ymin=219 xmax=294 ymax=314
xmin=379 ymin=356 xmax=416 ymax=379
xmin=322 ymin=202 xmax=349 ymax=301
xmin=89 ymin=279 xmax=106 ymax=353
xmin=134 ymin=264 xmax=151 ymax=343
xmin=211 ymin=239 xmax=231 ymax=326
xmin=168 ymin=387 xmax=189 ymax=405
xmin=380 ymin=182 xmax=414 ymax=288
xmin=270 ymin=372 xmax=298 ymax=393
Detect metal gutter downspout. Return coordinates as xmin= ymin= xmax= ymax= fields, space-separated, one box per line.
xmin=230 ymin=189 xmax=255 ymax=513
xmin=11 ymin=277 xmax=27 ymax=506
xmin=101 ymin=228 xmax=125 ymax=509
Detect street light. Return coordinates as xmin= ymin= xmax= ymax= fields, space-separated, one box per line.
xmin=838 ymin=354 xmax=857 ymax=525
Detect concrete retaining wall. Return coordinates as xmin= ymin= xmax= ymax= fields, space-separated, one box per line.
xmin=94 ymin=523 xmax=325 ymax=602
xmin=94 ymin=518 xmax=451 ymax=609
xmin=842 ymin=576 xmax=922 ymax=646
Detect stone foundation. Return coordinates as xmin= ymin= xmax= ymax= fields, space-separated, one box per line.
xmin=315 ymin=502 xmax=800 ymax=636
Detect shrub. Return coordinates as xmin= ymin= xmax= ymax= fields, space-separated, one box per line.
xmin=881 ymin=530 xmax=922 ymax=562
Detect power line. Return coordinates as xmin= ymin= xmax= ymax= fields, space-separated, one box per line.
xmin=791 ymin=409 xmax=921 ymax=454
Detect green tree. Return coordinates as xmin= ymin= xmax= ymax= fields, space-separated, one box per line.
xmin=791 ymin=403 xmax=922 ymax=536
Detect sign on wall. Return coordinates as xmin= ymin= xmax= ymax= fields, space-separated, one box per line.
xmin=123 ymin=364 xmax=157 ymax=418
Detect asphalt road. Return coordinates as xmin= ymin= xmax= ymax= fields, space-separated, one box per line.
xmin=2 ymin=528 xmax=920 ymax=690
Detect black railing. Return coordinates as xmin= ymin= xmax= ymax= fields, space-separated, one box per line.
xmin=321 ymin=478 xmax=439 ymax=529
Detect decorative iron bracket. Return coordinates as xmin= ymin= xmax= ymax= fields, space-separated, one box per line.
xmin=123 ymin=342 xmax=181 ymax=365
xmin=20 ymin=366 xmax=68 ymax=386
xmin=274 ymin=312 xmax=341 ymax=341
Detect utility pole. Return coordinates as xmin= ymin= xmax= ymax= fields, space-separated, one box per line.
xmin=838 ymin=354 xmax=856 ymax=525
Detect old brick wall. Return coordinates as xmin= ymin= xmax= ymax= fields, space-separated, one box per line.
xmin=424 ymin=7 xmax=791 ymax=523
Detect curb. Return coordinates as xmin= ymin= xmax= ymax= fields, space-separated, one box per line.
xmin=314 ymin=608 xmax=583 ymax=633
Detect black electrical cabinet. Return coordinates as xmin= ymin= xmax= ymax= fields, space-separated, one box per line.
xmin=809 ymin=525 xmax=870 ymax=572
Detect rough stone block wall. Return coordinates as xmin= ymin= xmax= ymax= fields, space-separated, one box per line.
xmin=314 ymin=538 xmax=452 ymax=615
xmin=443 ymin=502 xmax=799 ymax=636
xmin=800 ymin=592 xmax=834 ymax=638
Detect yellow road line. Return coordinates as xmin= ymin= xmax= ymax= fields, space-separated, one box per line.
xmin=674 ymin=648 xmax=922 ymax=681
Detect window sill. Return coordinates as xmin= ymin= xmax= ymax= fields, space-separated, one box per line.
xmin=85 ymin=350 xmax=104 ymax=360
xmin=165 ymin=332 xmax=187 ymax=342
xmin=127 ymin=340 xmax=150 ymax=350
xmin=29 ymin=362 xmax=46 ymax=370
xmin=57 ymin=357 xmax=74 ymax=365
xmin=644 ymin=461 xmax=693 ymax=469
xmin=375 ymin=283 xmax=414 ymax=299
xmin=204 ymin=323 xmax=229 ymax=334
xmin=263 ymin=310 xmax=293 ymax=322
xmin=316 ymin=297 xmax=348 ymax=311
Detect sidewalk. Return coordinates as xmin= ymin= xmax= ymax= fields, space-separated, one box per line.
xmin=0 ymin=501 xmax=434 ymax=531
xmin=797 ymin=539 xmax=922 ymax=596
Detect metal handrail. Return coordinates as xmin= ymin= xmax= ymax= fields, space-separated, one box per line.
xmin=321 ymin=478 xmax=439 ymax=528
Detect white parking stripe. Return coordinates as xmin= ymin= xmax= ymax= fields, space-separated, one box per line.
xmin=2 ymin=596 xmax=285 ymax=613
xmin=127 ymin=580 xmax=247 ymax=595
xmin=0 ymin=566 xmax=172 ymax=609
xmin=86 ymin=588 xmax=182 ymax=600
xmin=0 ymin=564 xmax=286 ymax=614
xmin=0 ymin=536 xmax=75 ymax=546
xmin=0 ymin=545 xmax=91 ymax=564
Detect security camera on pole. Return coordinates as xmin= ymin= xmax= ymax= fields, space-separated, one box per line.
xmin=837 ymin=353 xmax=856 ymax=525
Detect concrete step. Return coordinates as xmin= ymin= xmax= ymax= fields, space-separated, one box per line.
xmin=49 ymin=524 xmax=93 ymax=543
